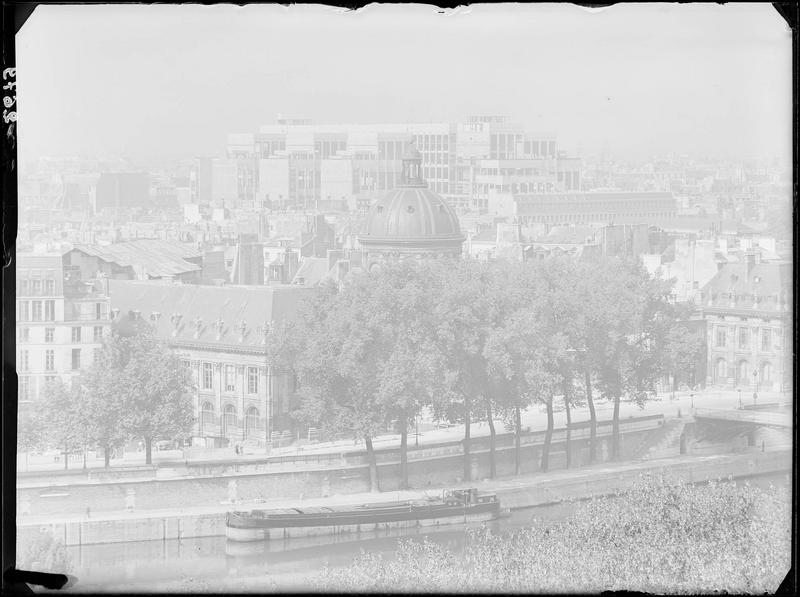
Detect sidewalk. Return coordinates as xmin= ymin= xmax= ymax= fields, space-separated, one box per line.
xmin=16 ymin=389 xmax=791 ymax=473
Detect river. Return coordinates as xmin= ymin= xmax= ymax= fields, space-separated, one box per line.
xmin=61 ymin=471 xmax=791 ymax=593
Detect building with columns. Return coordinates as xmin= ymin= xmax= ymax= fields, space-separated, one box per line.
xmin=107 ymin=280 xmax=317 ymax=448
xmin=696 ymin=252 xmax=791 ymax=393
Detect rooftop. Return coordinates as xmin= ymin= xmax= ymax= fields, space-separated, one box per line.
xmin=108 ymin=280 xmax=318 ymax=351
xmin=71 ymin=239 xmax=203 ymax=278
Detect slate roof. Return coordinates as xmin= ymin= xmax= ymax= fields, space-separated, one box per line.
xmin=72 ymin=240 xmax=203 ymax=278
xmin=108 ymin=279 xmax=317 ymax=351
xmin=701 ymin=261 xmax=792 ymax=299
xmin=291 ymin=258 xmax=332 ymax=286
xmin=536 ymin=225 xmax=599 ymax=245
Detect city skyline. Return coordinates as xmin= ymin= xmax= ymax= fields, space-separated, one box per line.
xmin=16 ymin=4 xmax=791 ymax=164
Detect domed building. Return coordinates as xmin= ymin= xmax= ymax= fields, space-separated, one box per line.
xmin=358 ymin=145 xmax=464 ymax=269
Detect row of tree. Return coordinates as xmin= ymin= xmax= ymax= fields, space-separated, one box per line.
xmin=19 ymin=333 xmax=194 ymax=468
xmin=267 ymin=254 xmax=704 ymax=492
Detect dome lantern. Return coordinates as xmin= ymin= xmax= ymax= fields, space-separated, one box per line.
xmin=399 ymin=144 xmax=425 ymax=187
xmin=358 ymin=142 xmax=464 ymax=262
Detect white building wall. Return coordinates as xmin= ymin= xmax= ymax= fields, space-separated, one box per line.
xmin=259 ymin=158 xmax=290 ymax=205
xmin=320 ymin=159 xmax=353 ymax=204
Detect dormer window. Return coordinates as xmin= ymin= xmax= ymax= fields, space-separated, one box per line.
xmin=407 ymin=205 xmax=415 ymax=214
xmin=377 ymin=205 xmax=384 ymax=214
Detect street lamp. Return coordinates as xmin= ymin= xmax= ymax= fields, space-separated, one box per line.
xmin=752 ymin=370 xmax=758 ymax=406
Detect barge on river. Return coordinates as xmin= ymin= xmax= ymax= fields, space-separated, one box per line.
xmin=226 ymin=489 xmax=500 ymax=542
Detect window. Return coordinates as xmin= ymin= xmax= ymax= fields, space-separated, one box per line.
xmin=96 ymin=303 xmax=103 ymax=320
xmin=738 ymin=328 xmax=749 ymax=349
xmin=45 ymin=328 xmax=54 ymax=343
xmin=94 ymin=326 xmax=103 ymax=342
xmin=44 ymin=279 xmax=55 ymax=295
xmin=72 ymin=327 xmax=82 ymax=342
xmin=202 ymin=362 xmax=213 ymax=390
xmin=45 ymin=350 xmax=55 ymax=371
xmin=247 ymin=367 xmax=259 ymax=394
xmin=19 ymin=377 xmax=30 ymax=401
xmin=19 ymin=350 xmax=29 ymax=371
xmin=45 ymin=300 xmax=55 ymax=321
xmin=19 ymin=301 xmax=30 ymax=322
xmin=222 ymin=404 xmax=237 ymax=436
xmin=31 ymin=301 xmax=42 ymax=322
xmin=736 ymin=360 xmax=748 ymax=384
xmin=31 ymin=279 xmax=42 ymax=295
xmin=761 ymin=329 xmax=771 ymax=352
xmin=715 ymin=327 xmax=726 ymax=348
xmin=18 ymin=327 xmax=29 ymax=343
xmin=760 ymin=362 xmax=772 ymax=383
xmin=201 ymin=402 xmax=215 ymax=426
xmin=71 ymin=349 xmax=81 ymax=370
xmin=245 ymin=406 xmax=260 ymax=438
xmin=225 ymin=365 xmax=236 ymax=392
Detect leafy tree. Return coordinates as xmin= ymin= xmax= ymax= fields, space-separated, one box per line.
xmin=119 ymin=333 xmax=195 ymax=465
xmin=485 ymin=308 xmax=565 ymax=473
xmin=39 ymin=378 xmax=88 ymax=470
xmin=581 ymin=256 xmax=675 ymax=460
xmin=78 ymin=333 xmax=130 ymax=467
xmin=18 ymin=532 xmax=71 ymax=574
xmin=428 ymin=258 xmax=496 ymax=482
xmin=289 ymin=277 xmax=390 ymax=492
xmin=370 ymin=261 xmax=447 ymax=489
xmin=17 ymin=398 xmax=45 ymax=472
xmin=663 ymin=324 xmax=705 ymax=396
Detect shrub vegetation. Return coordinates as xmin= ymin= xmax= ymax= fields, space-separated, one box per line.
xmin=316 ymin=476 xmax=790 ymax=594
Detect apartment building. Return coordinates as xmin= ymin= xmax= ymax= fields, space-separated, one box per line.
xmin=16 ymin=250 xmax=111 ymax=402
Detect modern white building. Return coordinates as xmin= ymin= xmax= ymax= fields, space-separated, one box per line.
xmin=221 ymin=115 xmax=582 ymax=213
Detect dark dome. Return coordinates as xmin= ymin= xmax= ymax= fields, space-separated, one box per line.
xmin=358 ymin=186 xmax=464 ymax=253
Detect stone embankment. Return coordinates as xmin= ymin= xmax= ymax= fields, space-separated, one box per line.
xmin=17 ymin=416 xmax=664 ymax=517
xmin=18 ymin=447 xmax=791 ymax=547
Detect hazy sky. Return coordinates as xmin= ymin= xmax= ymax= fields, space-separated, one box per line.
xmin=16 ymin=3 xmax=792 ymax=163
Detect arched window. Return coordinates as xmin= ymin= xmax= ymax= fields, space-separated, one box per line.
xmin=245 ymin=406 xmax=260 ymax=438
xmin=737 ymin=360 xmax=749 ymax=385
xmin=760 ymin=362 xmax=772 ymax=383
xmin=715 ymin=358 xmax=727 ymax=381
xmin=200 ymin=402 xmax=214 ymax=427
xmin=222 ymin=404 xmax=237 ymax=437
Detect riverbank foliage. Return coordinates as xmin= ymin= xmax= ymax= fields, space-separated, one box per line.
xmin=315 ymin=476 xmax=790 ymax=594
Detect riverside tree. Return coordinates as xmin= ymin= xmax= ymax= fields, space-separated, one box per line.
xmin=39 ymin=378 xmax=89 ymax=470
xmin=288 ymin=278 xmax=391 ymax=492
xmin=370 ymin=261 xmax=448 ymax=489
xmin=587 ymin=257 xmax=676 ymax=459
xmin=118 ymin=332 xmax=196 ymax=464
xmin=77 ymin=334 xmax=130 ymax=467
xmin=428 ymin=258 xmax=497 ymax=482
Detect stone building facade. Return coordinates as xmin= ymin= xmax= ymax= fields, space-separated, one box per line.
xmin=108 ymin=280 xmax=317 ymax=448
xmin=697 ymin=253 xmax=791 ymax=392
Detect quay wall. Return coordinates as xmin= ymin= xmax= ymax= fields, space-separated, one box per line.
xmin=18 ymin=418 xmax=662 ymax=517
xmin=18 ymin=448 xmax=791 ymax=547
